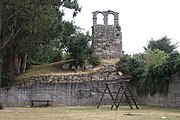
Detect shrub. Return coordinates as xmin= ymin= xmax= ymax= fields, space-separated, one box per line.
xmin=88 ymin=54 xmax=101 ymax=66
xmin=134 ymin=50 xmax=180 ymax=95
xmin=116 ymin=50 xmax=180 ymax=96
xmin=48 ymin=50 xmax=63 ymax=63
xmin=129 ymin=50 xmax=169 ymax=95
xmin=116 ymin=54 xmax=131 ymax=75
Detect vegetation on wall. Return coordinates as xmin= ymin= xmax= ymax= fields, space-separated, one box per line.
xmin=116 ymin=23 xmax=121 ymax=31
xmin=116 ymin=54 xmax=130 ymax=75
xmin=116 ymin=37 xmax=180 ymax=95
xmin=88 ymin=53 xmax=101 ymax=66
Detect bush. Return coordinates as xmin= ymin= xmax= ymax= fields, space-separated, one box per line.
xmin=48 ymin=50 xmax=63 ymax=63
xmin=28 ymin=45 xmax=63 ymax=65
xmin=116 ymin=54 xmax=131 ymax=75
xmin=128 ymin=50 xmax=180 ymax=95
xmin=88 ymin=54 xmax=101 ymax=66
xmin=116 ymin=50 xmax=180 ymax=95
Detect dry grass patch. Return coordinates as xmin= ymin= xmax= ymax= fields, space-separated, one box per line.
xmin=16 ymin=59 xmax=117 ymax=81
xmin=101 ymin=59 xmax=119 ymax=64
xmin=16 ymin=61 xmax=70 ymax=79
xmin=0 ymin=106 xmax=179 ymax=120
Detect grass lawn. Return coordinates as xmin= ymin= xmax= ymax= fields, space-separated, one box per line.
xmin=0 ymin=106 xmax=179 ymax=120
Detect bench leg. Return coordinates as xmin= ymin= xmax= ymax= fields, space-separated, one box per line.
xmin=47 ymin=102 xmax=49 ymax=107
xmin=31 ymin=101 xmax=34 ymax=107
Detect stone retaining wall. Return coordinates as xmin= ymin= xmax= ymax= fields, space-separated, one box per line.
xmin=0 ymin=64 xmax=125 ymax=107
xmin=17 ymin=64 xmax=120 ymax=85
xmin=0 ymin=64 xmax=180 ymax=108
xmin=0 ymin=79 xmax=128 ymax=107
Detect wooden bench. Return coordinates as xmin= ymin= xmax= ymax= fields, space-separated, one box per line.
xmin=31 ymin=100 xmax=50 ymax=107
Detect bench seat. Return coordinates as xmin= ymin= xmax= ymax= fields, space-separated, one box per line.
xmin=31 ymin=100 xmax=50 ymax=107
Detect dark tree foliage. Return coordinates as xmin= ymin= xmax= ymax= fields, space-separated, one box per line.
xmin=65 ymin=32 xmax=91 ymax=68
xmin=0 ymin=0 xmax=81 ymax=87
xmin=145 ymin=36 xmax=178 ymax=53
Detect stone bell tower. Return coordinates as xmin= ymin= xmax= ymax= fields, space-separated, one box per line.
xmin=92 ymin=10 xmax=122 ymax=59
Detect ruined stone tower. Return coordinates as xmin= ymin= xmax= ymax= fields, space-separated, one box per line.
xmin=92 ymin=10 xmax=122 ymax=59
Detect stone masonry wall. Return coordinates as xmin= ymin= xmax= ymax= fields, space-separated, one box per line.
xmin=0 ymin=79 xmax=128 ymax=107
xmin=92 ymin=25 xmax=122 ymax=59
xmin=136 ymin=73 xmax=180 ymax=108
xmin=0 ymin=64 xmax=127 ymax=107
xmin=17 ymin=64 xmax=120 ymax=85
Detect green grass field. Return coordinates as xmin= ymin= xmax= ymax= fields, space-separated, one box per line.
xmin=0 ymin=106 xmax=179 ymax=120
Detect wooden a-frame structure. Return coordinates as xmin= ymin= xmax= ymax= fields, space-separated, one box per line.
xmin=97 ymin=79 xmax=139 ymax=110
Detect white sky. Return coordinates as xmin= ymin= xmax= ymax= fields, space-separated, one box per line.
xmin=63 ymin=0 xmax=180 ymax=54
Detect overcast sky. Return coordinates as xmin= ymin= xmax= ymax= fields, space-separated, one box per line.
xmin=63 ymin=0 xmax=180 ymax=54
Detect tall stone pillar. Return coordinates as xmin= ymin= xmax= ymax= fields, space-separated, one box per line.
xmin=92 ymin=13 xmax=97 ymax=25
xmin=104 ymin=14 xmax=108 ymax=25
xmin=92 ymin=10 xmax=122 ymax=59
xmin=114 ymin=14 xmax=119 ymax=26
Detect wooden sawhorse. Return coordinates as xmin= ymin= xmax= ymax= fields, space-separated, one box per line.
xmin=97 ymin=80 xmax=139 ymax=110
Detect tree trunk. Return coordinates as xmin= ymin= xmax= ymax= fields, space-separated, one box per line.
xmin=22 ymin=50 xmax=28 ymax=73
xmin=0 ymin=1 xmax=3 ymax=38
xmin=18 ymin=57 xmax=21 ymax=74
xmin=0 ymin=1 xmax=4 ymax=87
xmin=14 ymin=54 xmax=20 ymax=75
xmin=6 ymin=47 xmax=16 ymax=81
xmin=0 ymin=53 xmax=3 ymax=102
xmin=0 ymin=53 xmax=3 ymax=87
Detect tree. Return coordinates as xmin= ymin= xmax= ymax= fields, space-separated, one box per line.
xmin=65 ymin=31 xmax=91 ymax=68
xmin=0 ymin=0 xmax=81 ymax=87
xmin=0 ymin=1 xmax=9 ymax=87
xmin=145 ymin=36 xmax=178 ymax=53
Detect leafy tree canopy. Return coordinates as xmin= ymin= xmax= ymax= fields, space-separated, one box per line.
xmin=0 ymin=0 xmax=82 ymax=86
xmin=145 ymin=36 xmax=178 ymax=53
xmin=65 ymin=31 xmax=91 ymax=67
